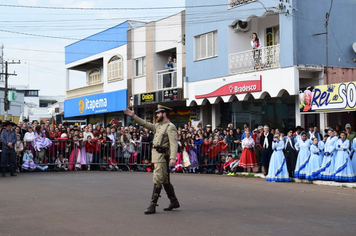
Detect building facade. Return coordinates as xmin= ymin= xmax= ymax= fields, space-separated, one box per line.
xmin=64 ymin=21 xmax=145 ymax=126
xmin=184 ymin=0 xmax=356 ymax=131
xmin=127 ymin=11 xmax=188 ymax=127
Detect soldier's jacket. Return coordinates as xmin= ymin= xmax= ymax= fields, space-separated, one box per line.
xmin=134 ymin=116 xmax=177 ymax=163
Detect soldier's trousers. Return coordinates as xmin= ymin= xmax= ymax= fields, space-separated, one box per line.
xmin=0 ymin=149 xmax=16 ymax=168
xmin=153 ymin=162 xmax=169 ymax=186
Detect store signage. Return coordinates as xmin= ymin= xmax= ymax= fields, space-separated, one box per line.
xmin=141 ymin=93 xmax=156 ymax=103
xmin=300 ymin=81 xmax=356 ymax=112
xmin=164 ymin=89 xmax=179 ymax=101
xmin=64 ymin=89 xmax=127 ymax=118
xmin=195 ymin=76 xmax=262 ymax=99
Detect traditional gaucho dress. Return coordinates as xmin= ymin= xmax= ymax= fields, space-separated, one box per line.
xmin=294 ymin=139 xmax=312 ymax=179
xmin=332 ymin=139 xmax=356 ymax=182
xmin=238 ymin=136 xmax=257 ymax=169
xmin=266 ymin=140 xmax=289 ymax=182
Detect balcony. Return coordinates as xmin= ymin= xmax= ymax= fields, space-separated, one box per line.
xmin=229 ymin=44 xmax=280 ymax=75
xmin=157 ymin=68 xmax=178 ymax=91
xmin=65 ymin=82 xmax=104 ymax=99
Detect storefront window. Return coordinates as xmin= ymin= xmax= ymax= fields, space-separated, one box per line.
xmin=231 ymin=96 xmax=295 ymax=131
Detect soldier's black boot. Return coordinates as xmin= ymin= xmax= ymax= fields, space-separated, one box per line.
xmin=144 ymin=184 xmax=161 ymax=214
xmin=163 ymin=183 xmax=180 ymax=211
xmin=10 ymin=167 xmax=17 ymax=177
xmin=1 ymin=168 xmax=6 ymax=177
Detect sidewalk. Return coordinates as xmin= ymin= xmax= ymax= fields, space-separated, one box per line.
xmin=231 ymin=172 xmax=356 ymax=189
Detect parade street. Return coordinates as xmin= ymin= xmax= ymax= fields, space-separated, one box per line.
xmin=1 ymin=172 xmax=355 ymax=236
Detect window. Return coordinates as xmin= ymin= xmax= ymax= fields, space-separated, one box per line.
xmin=107 ymin=55 xmax=123 ymax=82
xmin=88 ymin=68 xmax=101 ymax=85
xmin=194 ymin=31 xmax=218 ymax=61
xmin=266 ymin=25 xmax=280 ymax=46
xmin=24 ymin=90 xmax=38 ymax=97
xmin=134 ymin=57 xmax=146 ymax=77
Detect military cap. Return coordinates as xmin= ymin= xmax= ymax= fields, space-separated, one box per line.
xmin=206 ymin=124 xmax=212 ymax=128
xmin=155 ymin=104 xmax=172 ymax=113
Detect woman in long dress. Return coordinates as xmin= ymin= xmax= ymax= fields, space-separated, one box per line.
xmin=332 ymin=132 xmax=356 ymax=182
xmin=33 ymin=125 xmax=52 ymax=151
xmin=294 ymin=132 xmax=312 ymax=179
xmin=188 ymin=138 xmax=199 ymax=173
xmin=69 ymin=135 xmax=81 ymax=171
xmin=350 ymin=136 xmax=356 ymax=174
xmin=305 ymin=138 xmax=323 ymax=181
xmin=318 ymin=129 xmax=338 ymax=180
xmin=266 ymin=134 xmax=289 ymax=182
xmin=78 ymin=132 xmax=87 ymax=167
xmin=238 ymin=131 xmax=257 ymax=172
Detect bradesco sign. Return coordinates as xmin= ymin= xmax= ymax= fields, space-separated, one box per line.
xmin=300 ymin=81 xmax=356 ymax=112
xmin=64 ymin=90 xmax=127 ymax=117
xmin=195 ymin=76 xmax=262 ymax=99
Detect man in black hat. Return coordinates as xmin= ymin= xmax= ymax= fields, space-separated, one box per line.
xmin=284 ymin=128 xmax=297 ymax=177
xmin=124 ymin=105 xmax=180 ymax=214
xmin=0 ymin=121 xmax=18 ymax=177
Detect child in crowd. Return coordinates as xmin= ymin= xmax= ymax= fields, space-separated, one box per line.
xmin=22 ymin=147 xmax=36 ymax=171
xmin=55 ymin=154 xmax=69 ymax=171
xmin=188 ymin=139 xmax=199 ymax=173
xmin=100 ymin=156 xmax=109 ymax=171
xmin=85 ymin=135 xmax=95 ymax=171
xmin=34 ymin=157 xmax=49 ymax=171
xmin=216 ymin=154 xmax=226 ymax=174
xmin=108 ymin=157 xmax=119 ymax=171
xmin=228 ymin=155 xmax=241 ymax=176
xmin=15 ymin=134 xmax=24 ymax=172
xmin=137 ymin=159 xmax=153 ymax=172
xmin=223 ymin=153 xmax=235 ymax=174
xmin=201 ymin=158 xmax=213 ymax=174
xmin=91 ymin=133 xmax=101 ymax=170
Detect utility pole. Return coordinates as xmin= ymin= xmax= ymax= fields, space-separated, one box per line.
xmin=0 ymin=60 xmax=20 ymax=120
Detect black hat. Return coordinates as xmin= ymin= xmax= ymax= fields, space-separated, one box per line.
xmin=286 ymin=127 xmax=295 ymax=133
xmin=3 ymin=120 xmax=16 ymax=127
xmin=23 ymin=119 xmax=29 ymax=123
xmin=296 ymin=126 xmax=304 ymax=131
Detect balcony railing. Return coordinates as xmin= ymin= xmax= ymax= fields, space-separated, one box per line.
xmin=66 ymin=82 xmax=104 ymax=99
xmin=229 ymin=44 xmax=280 ymax=75
xmin=229 ymin=0 xmax=257 ymax=9
xmin=157 ymin=68 xmax=177 ymax=90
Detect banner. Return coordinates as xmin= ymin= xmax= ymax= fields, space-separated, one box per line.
xmin=300 ymin=81 xmax=356 ymax=112
xmin=64 ymin=89 xmax=127 ymax=117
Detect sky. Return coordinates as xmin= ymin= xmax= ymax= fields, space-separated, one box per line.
xmin=0 ymin=0 xmax=185 ymax=96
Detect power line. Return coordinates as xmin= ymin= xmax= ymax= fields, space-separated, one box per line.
xmin=0 ymin=29 xmax=177 ymax=43
xmin=0 ymin=3 xmax=228 ymax=10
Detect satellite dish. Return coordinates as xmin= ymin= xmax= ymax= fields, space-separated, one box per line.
xmin=353 ymin=42 xmax=356 ymax=53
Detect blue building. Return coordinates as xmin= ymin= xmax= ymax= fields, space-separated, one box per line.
xmin=184 ymin=0 xmax=356 ymax=130
xmin=64 ymin=21 xmax=145 ymax=126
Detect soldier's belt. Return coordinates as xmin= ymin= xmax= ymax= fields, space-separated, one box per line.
xmin=153 ymin=145 xmax=169 ymax=154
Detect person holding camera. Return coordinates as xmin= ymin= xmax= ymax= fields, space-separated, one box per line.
xmin=124 ymin=104 xmax=180 ymax=215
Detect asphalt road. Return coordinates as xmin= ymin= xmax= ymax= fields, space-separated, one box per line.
xmin=1 ymin=171 xmax=355 ymax=236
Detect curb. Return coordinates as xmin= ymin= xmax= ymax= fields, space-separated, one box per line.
xmin=232 ymin=172 xmax=356 ymax=189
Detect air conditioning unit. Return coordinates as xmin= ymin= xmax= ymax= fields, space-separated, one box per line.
xmin=234 ymin=20 xmax=251 ymax=32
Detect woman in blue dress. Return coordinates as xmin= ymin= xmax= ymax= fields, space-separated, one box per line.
xmin=305 ymin=138 xmax=322 ymax=181
xmin=318 ymin=129 xmax=338 ymax=180
xmin=294 ymin=132 xmax=312 ymax=179
xmin=318 ymin=135 xmax=327 ymax=166
xmin=266 ymin=134 xmax=289 ymax=182
xmin=332 ymin=132 xmax=356 ymax=182
xmin=351 ymin=137 xmax=356 ymax=174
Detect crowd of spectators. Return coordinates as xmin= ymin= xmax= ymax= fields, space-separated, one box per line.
xmin=1 ymin=118 xmax=356 ymax=182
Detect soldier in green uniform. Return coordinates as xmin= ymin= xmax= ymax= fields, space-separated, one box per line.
xmin=124 ymin=105 xmax=180 ymax=214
